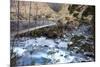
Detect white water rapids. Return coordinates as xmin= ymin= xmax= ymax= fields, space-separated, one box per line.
xmin=11 ymin=25 xmax=94 ymax=66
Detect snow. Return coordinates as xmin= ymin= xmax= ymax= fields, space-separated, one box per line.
xmin=11 ymin=25 xmax=94 ymax=65
xmin=12 ymin=36 xmax=87 ymax=65
xmin=13 ymin=37 xmax=76 ymax=65
xmin=68 ymin=41 xmax=73 ymax=45
xmin=13 ymin=47 xmax=26 ymax=56
xmin=58 ymin=42 xmax=68 ymax=48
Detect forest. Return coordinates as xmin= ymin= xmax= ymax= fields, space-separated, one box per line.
xmin=10 ymin=0 xmax=95 ymax=66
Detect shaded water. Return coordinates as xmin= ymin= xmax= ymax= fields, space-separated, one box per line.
xmin=11 ymin=24 xmax=95 ymax=66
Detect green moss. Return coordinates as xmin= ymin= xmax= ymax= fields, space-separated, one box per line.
xmin=30 ymin=26 xmax=64 ymax=38
xmin=71 ymin=35 xmax=85 ymax=43
xmin=68 ymin=35 xmax=86 ymax=51
xmin=80 ymin=43 xmax=94 ymax=52
xmin=88 ymin=36 xmax=95 ymax=41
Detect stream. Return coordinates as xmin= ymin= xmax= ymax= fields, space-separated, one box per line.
xmin=11 ymin=24 xmax=95 ymax=66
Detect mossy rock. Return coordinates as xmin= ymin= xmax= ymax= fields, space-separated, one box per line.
xmin=87 ymin=36 xmax=95 ymax=42
xmin=69 ymin=36 xmax=95 ymax=54
xmin=71 ymin=35 xmax=86 ymax=43
xmin=30 ymin=26 xmax=64 ymax=38
xmin=47 ymin=51 xmax=56 ymax=55
xmin=68 ymin=35 xmax=87 ymax=51
xmin=80 ymin=43 xmax=94 ymax=52
xmin=31 ymin=29 xmax=45 ymax=37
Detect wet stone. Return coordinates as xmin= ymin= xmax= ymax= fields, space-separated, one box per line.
xmin=47 ymin=51 xmax=56 ymax=55
xmin=30 ymin=51 xmax=34 ymax=55
xmin=60 ymin=54 xmax=63 ymax=56
xmin=64 ymin=55 xmax=68 ymax=58
xmin=44 ymin=45 xmax=49 ymax=47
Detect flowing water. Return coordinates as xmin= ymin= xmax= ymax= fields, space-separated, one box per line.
xmin=11 ymin=24 xmax=95 ymax=66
